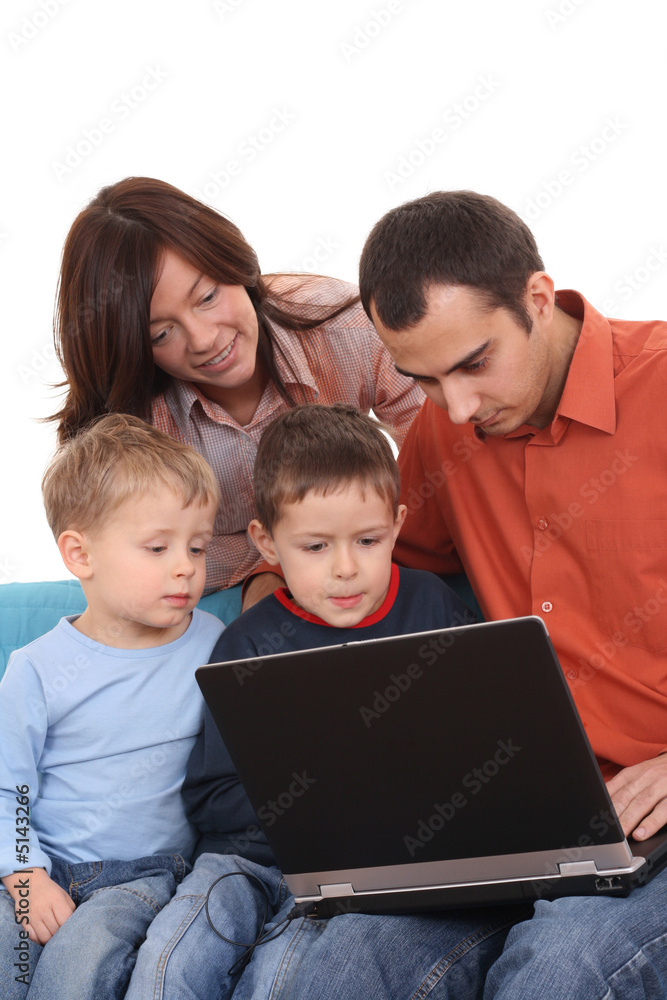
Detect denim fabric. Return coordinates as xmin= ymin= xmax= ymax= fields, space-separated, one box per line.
xmin=125 ymin=853 xmax=524 ymax=1000
xmin=0 ymin=853 xmax=187 ymax=1000
xmin=127 ymin=857 xmax=667 ymax=1000
xmin=126 ymin=854 xmax=290 ymax=1000
xmin=483 ymin=868 xmax=667 ymax=1000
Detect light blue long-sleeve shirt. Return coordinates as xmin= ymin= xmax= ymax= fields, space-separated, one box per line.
xmin=0 ymin=609 xmax=224 ymax=877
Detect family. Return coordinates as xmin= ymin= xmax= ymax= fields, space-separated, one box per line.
xmin=1 ymin=178 xmax=666 ymax=999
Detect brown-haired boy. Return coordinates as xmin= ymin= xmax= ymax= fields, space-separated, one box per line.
xmin=127 ymin=403 xmax=475 ymax=999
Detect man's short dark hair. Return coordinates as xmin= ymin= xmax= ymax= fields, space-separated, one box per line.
xmin=359 ymin=190 xmax=544 ymax=333
xmin=254 ymin=403 xmax=400 ymax=534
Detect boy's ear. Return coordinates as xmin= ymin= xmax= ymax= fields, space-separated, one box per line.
xmin=248 ymin=519 xmax=281 ymax=566
xmin=57 ymin=530 xmax=94 ymax=580
xmin=391 ymin=504 xmax=408 ymax=547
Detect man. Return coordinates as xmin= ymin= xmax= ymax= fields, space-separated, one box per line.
xmin=357 ymin=189 xmax=667 ymax=997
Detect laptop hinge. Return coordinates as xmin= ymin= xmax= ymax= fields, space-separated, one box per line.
xmin=319 ymin=882 xmax=354 ymax=897
xmin=557 ymin=860 xmax=599 ymax=876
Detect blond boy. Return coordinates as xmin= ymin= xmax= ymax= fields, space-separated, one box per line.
xmin=0 ymin=414 xmax=225 ymax=999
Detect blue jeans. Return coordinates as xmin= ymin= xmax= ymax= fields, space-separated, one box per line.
xmin=0 ymin=853 xmax=187 ymax=1000
xmin=127 ymin=855 xmax=667 ymax=999
xmin=126 ymin=853 xmax=521 ymax=999
xmin=126 ymin=854 xmax=292 ymax=999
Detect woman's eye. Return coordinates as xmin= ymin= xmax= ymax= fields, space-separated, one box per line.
xmin=151 ymin=328 xmax=171 ymax=347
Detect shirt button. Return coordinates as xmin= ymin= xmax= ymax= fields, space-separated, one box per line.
xmin=541 ymin=601 xmax=553 ymax=613
xmin=567 ymin=670 xmax=577 ymax=679
xmin=538 ymin=519 xmax=549 ymax=531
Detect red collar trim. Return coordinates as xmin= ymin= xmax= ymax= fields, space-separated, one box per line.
xmin=273 ymin=562 xmax=400 ymax=628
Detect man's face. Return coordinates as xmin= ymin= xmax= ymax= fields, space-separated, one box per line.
xmin=371 ymin=283 xmax=561 ymax=435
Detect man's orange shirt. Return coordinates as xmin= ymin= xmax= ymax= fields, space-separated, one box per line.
xmin=395 ymin=291 xmax=667 ymax=778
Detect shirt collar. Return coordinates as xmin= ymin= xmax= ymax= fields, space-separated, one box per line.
xmin=266 ymin=316 xmax=320 ymax=399
xmin=551 ymin=289 xmax=616 ymax=435
xmin=476 ymin=289 xmax=616 ymax=444
xmin=273 ymin=563 xmax=400 ymax=628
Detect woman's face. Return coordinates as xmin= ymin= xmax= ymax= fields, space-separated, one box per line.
xmin=149 ymin=250 xmax=260 ymax=406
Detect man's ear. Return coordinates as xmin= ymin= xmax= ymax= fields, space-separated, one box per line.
xmin=525 ymin=271 xmax=556 ymax=326
xmin=57 ymin=530 xmax=94 ymax=580
xmin=248 ymin=520 xmax=281 ymax=566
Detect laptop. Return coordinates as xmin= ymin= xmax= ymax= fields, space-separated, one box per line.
xmin=195 ymin=616 xmax=667 ymax=917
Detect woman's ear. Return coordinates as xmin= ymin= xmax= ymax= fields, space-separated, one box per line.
xmin=57 ymin=530 xmax=94 ymax=580
xmin=248 ymin=519 xmax=280 ymax=565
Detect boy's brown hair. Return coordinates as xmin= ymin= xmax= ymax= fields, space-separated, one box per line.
xmin=253 ymin=403 xmax=400 ymax=533
xmin=42 ymin=413 xmax=220 ymax=538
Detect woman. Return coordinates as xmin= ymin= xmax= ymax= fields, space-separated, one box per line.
xmin=52 ymin=177 xmax=424 ymax=594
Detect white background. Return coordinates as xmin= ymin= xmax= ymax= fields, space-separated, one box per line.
xmin=1 ymin=0 xmax=665 ymax=583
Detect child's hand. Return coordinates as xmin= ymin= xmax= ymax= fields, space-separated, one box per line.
xmin=1 ymin=868 xmax=75 ymax=945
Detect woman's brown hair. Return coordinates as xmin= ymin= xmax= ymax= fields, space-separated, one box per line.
xmin=52 ymin=177 xmax=358 ymax=443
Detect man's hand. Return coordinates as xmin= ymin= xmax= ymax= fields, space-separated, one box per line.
xmin=242 ymin=572 xmax=284 ymax=611
xmin=1 ymin=868 xmax=75 ymax=945
xmin=606 ymin=754 xmax=667 ymax=841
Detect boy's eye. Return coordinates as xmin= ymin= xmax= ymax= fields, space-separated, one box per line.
xmin=189 ymin=546 xmax=205 ymax=556
xmin=148 ymin=546 xmax=166 ymax=554
xmin=358 ymin=537 xmax=378 ymax=547
xmin=305 ymin=542 xmax=326 ymax=552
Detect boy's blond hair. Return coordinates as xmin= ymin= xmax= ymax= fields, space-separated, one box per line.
xmin=254 ymin=403 xmax=400 ymax=533
xmin=42 ymin=413 xmax=220 ymax=538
